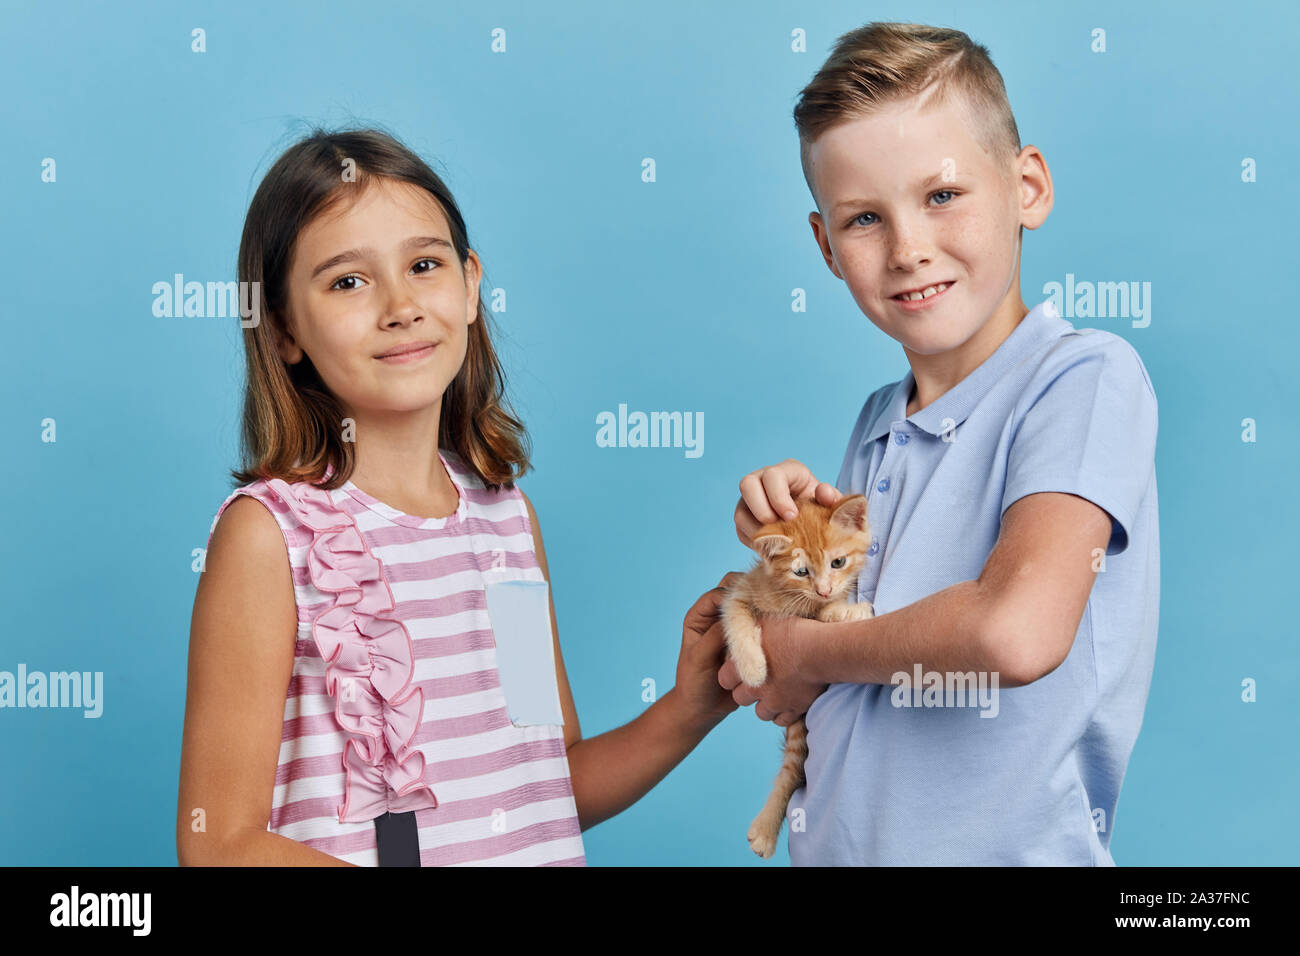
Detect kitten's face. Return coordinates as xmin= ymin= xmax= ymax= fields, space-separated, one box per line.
xmin=752 ymin=495 xmax=871 ymax=607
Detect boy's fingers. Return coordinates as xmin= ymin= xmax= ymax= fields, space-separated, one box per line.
xmin=733 ymin=498 xmax=757 ymax=548
xmin=738 ymin=461 xmax=824 ymax=542
xmin=760 ymin=468 xmax=798 ymax=522
xmin=738 ymin=471 xmax=778 ymax=525
xmin=816 ymin=482 xmax=843 ymax=505
xmin=717 ymin=656 xmax=742 ymax=692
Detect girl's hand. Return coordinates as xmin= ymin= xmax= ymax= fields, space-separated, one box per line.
xmin=674 ymin=573 xmax=745 ymax=731
xmin=717 ymin=614 xmax=828 ymax=726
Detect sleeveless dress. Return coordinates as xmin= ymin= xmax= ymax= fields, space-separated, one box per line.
xmin=204 ymin=448 xmax=586 ymax=866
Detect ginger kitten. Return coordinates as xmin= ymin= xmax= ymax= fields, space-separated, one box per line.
xmin=722 ymin=493 xmax=875 ymax=858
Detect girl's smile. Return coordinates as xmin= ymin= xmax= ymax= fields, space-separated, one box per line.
xmin=375 ymin=341 xmax=438 ymax=364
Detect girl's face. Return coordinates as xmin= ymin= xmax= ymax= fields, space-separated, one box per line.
xmin=276 ymin=178 xmax=480 ymax=422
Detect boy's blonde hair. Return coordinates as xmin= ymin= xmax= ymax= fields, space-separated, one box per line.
xmin=794 ymin=22 xmax=1022 ymax=223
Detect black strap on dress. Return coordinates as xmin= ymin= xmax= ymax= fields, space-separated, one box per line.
xmin=373 ymin=810 xmax=420 ymax=866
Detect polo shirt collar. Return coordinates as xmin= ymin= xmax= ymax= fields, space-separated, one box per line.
xmin=864 ymin=298 xmax=1068 ymax=442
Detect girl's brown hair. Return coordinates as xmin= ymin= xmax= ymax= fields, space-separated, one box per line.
xmin=230 ymin=125 xmax=531 ymax=492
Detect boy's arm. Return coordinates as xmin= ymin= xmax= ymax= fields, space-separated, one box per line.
xmin=803 ymin=490 xmax=1113 ymax=687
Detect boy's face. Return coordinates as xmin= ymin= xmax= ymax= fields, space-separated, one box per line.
xmin=806 ymin=93 xmax=1042 ymax=356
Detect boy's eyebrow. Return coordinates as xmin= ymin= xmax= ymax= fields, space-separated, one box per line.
xmin=310 ymin=236 xmax=453 ymax=279
xmin=830 ymin=171 xmax=955 ymax=215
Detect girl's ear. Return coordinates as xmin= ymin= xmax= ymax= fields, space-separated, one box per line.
xmin=754 ymin=532 xmax=793 ymax=561
xmin=464 ymin=250 xmax=481 ymax=327
xmin=830 ymin=494 xmax=868 ymax=534
xmin=273 ymin=313 xmax=303 ymax=364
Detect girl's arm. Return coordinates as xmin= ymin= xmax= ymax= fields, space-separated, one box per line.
xmin=520 ymin=493 xmax=728 ymax=832
xmin=178 ymin=495 xmax=356 ymax=867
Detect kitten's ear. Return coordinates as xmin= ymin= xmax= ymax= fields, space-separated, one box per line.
xmin=753 ymin=532 xmax=793 ymax=561
xmin=830 ymin=494 xmax=869 ymax=534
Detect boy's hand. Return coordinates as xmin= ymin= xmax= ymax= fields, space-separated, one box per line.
xmin=717 ymin=613 xmax=827 ymax=725
xmin=734 ymin=459 xmax=842 ymax=549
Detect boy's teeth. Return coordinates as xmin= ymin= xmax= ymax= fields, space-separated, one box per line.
xmin=897 ymin=282 xmax=949 ymax=301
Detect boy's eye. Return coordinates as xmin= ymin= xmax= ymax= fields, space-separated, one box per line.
xmin=848 ymin=190 xmax=958 ymax=228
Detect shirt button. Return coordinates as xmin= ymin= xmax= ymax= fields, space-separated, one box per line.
xmin=867 ymin=539 xmax=879 ymax=556
xmin=877 ymin=478 xmax=890 ymax=493
xmin=894 ymin=433 xmax=909 ymax=445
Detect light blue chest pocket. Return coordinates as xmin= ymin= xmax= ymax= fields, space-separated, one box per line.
xmin=482 ymin=576 xmax=565 ymax=727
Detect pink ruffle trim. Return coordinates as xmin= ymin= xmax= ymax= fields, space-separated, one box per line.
xmin=262 ymin=475 xmax=437 ymax=824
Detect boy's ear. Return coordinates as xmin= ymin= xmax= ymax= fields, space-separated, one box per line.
xmin=808 ymin=211 xmax=843 ymax=280
xmin=754 ymin=532 xmax=794 ymax=561
xmin=830 ymin=494 xmax=869 ymax=534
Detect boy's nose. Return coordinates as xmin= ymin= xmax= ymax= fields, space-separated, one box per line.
xmin=889 ymin=244 xmax=932 ymax=272
xmin=887 ymin=228 xmax=933 ymax=270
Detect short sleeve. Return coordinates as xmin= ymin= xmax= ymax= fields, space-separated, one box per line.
xmin=1001 ymin=337 xmax=1157 ymax=556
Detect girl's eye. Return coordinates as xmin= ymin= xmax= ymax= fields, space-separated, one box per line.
xmin=831 ymin=556 xmax=846 ymax=569
xmin=330 ymin=258 xmax=441 ymax=291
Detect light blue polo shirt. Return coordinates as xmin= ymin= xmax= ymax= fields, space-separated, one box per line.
xmin=787 ymin=297 xmax=1159 ymax=866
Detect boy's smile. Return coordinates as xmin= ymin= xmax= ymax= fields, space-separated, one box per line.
xmin=805 ymin=89 xmax=1052 ymax=413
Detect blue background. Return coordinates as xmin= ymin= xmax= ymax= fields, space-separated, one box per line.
xmin=3 ymin=0 xmax=1297 ymax=865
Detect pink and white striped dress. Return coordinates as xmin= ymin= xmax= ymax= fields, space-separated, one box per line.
xmin=204 ymin=447 xmax=586 ymax=866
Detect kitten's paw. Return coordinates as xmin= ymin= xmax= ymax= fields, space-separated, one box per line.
xmin=747 ymin=817 xmax=779 ymax=859
xmin=735 ymin=648 xmax=768 ymax=687
xmin=848 ymin=600 xmax=876 ymax=620
xmin=818 ymin=601 xmax=874 ymax=623
xmin=816 ymin=603 xmax=847 ymax=623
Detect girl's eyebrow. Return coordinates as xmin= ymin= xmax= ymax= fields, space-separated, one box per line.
xmin=310 ymin=236 xmax=453 ymax=279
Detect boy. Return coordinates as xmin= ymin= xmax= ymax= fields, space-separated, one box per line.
xmin=719 ymin=22 xmax=1159 ymax=865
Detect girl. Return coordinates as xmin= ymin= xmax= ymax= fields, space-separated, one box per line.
xmin=177 ymin=127 xmax=741 ymax=866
